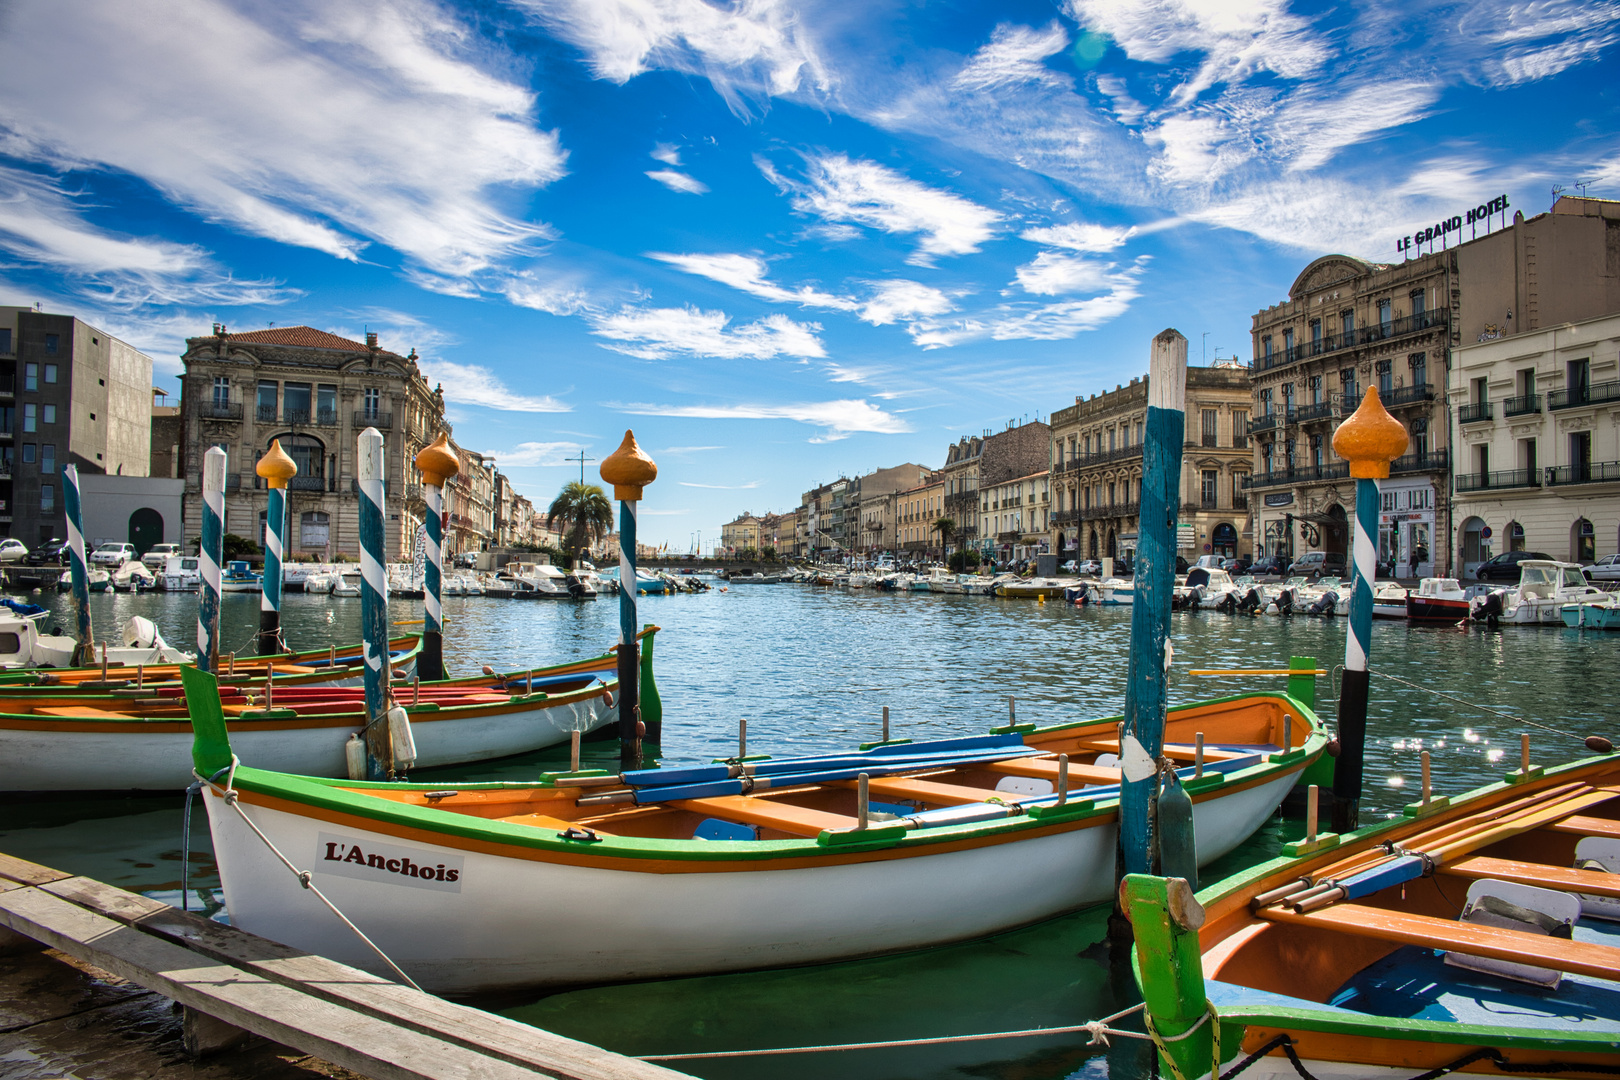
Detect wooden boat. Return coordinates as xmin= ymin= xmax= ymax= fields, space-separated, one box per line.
xmin=1126 ymin=751 xmax=1620 ymax=1080
xmin=1563 ymin=596 xmax=1620 ymax=630
xmin=0 ymin=635 xmax=420 ymax=690
xmin=1407 ymin=576 xmax=1469 ymax=622
xmin=0 ymin=632 xmax=651 ymax=792
xmin=994 ymin=576 xmax=1069 ymax=599
xmin=191 ymin=672 xmax=1325 ymax=994
xmin=220 ymin=559 xmax=264 ymax=593
xmin=0 ymin=612 xmax=192 ymax=671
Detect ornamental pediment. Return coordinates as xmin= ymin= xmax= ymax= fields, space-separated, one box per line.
xmin=1289 ymin=255 xmax=1372 ymax=301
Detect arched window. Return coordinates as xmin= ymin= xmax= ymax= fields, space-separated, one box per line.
xmin=1575 ymin=518 xmax=1595 ymax=564
xmin=1508 ymin=521 xmax=1526 ymax=552
xmin=1212 ymin=523 xmax=1238 ymax=556
xmin=269 ymin=433 xmax=326 ymax=484
xmin=1461 ymin=516 xmax=1487 ymax=570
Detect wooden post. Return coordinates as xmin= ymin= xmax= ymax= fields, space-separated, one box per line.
xmin=62 ymin=464 xmax=95 ymax=667
xmin=1330 ymin=388 xmax=1408 ymax=832
xmin=413 ymin=434 xmax=459 ymax=682
xmin=197 ymin=448 xmax=228 ymax=674
xmin=256 ymin=440 xmax=295 ymax=655
xmin=1120 ymin=330 xmax=1188 ymax=886
xmin=1120 ymin=874 xmax=1217 ymax=1080
xmin=357 ymin=428 xmax=393 ymax=779
xmin=600 ymin=431 xmax=658 ymax=770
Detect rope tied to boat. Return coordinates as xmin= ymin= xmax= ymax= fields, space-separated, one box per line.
xmin=192 ymin=758 xmax=423 ymax=992
xmin=1142 ymin=1002 xmax=1220 ymax=1080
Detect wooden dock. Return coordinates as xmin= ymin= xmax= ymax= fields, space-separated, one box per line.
xmin=0 ymin=853 xmax=689 ymax=1080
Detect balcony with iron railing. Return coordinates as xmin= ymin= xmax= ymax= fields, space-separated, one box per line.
xmin=1241 ymin=463 xmax=1350 ymax=489
xmin=1390 ymin=449 xmax=1447 ymax=475
xmin=255 ymin=405 xmax=278 ymax=423
xmin=1052 ymin=510 xmax=1079 ymax=525
xmin=1248 ymin=413 xmax=1284 ymax=436
xmin=1549 ymin=381 xmax=1620 ymax=411
xmin=1233 ymin=493 xmax=1249 ymax=510
xmin=1502 ymin=394 xmax=1541 ymax=417
xmin=1458 ymin=402 xmax=1493 ymax=424
xmin=1288 ymin=401 xmax=1334 ymax=424
xmin=1546 ymin=461 xmax=1620 ymax=487
xmin=282 ymin=410 xmax=311 ymax=427
xmin=1385 ymin=382 xmax=1435 ymax=407
xmin=1074 ymin=444 xmax=1143 ymax=467
xmin=286 ymin=476 xmax=327 ymax=493
xmin=354 ymin=411 xmax=393 ymax=429
xmin=1255 ymin=312 xmax=1448 ymax=373
xmin=203 ymin=401 xmax=243 ymax=421
xmin=1336 ymin=389 xmax=1360 ymax=417
xmin=1455 ymin=469 xmax=1539 ymax=492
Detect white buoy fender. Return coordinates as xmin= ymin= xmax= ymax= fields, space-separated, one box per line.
xmin=387 ymin=705 xmax=417 ymax=770
xmin=345 ymin=734 xmax=366 ymax=781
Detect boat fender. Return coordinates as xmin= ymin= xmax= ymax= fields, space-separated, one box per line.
xmin=344 ymin=734 xmax=366 ymax=780
xmin=1156 ymin=769 xmax=1197 ymax=888
xmin=387 ymin=705 xmax=417 ymax=770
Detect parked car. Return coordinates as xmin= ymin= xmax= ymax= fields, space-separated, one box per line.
xmin=1474 ymin=550 xmax=1554 ymax=582
xmin=1077 ymin=558 xmax=1101 ymax=575
xmin=90 ymin=542 xmax=137 ymax=566
xmin=0 ymin=538 xmax=26 ymax=563
xmin=25 ymin=538 xmax=69 ymax=567
xmin=141 ymin=542 xmax=182 ymax=568
xmin=1249 ymin=555 xmax=1288 ymax=577
xmin=1221 ymin=557 xmax=1249 ymax=574
xmin=1287 ymin=551 xmax=1348 ymax=578
xmin=1584 ymin=554 xmax=1620 ymax=582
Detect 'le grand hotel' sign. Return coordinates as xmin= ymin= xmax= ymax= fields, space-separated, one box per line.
xmin=1395 ymin=195 xmax=1511 ymax=256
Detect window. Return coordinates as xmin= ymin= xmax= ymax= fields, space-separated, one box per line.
xmin=1508 ymin=521 xmax=1525 ymax=552
xmin=317 ymin=384 xmax=338 ymax=424
xmin=1341 ymin=368 xmax=1357 ymax=401
xmin=1568 ymin=358 xmax=1591 ymax=403
xmin=283 ymin=382 xmax=312 ymax=423
xmin=43 ymin=364 xmax=55 ymax=384
xmin=1410 ymin=352 xmax=1427 ymax=389
xmin=0 ymin=329 xmax=9 ymax=353
xmin=42 ymin=404 xmax=55 ymax=425
xmin=40 ymin=445 xmax=53 ymax=475
xmin=1376 ymin=359 xmax=1392 ymax=394
xmin=1202 ymin=409 xmax=1217 ymax=447
xmin=1311 ymin=435 xmax=1323 ymax=468
xmin=44 ymin=334 xmax=58 ymax=354
xmin=1281 ymin=382 xmax=1294 ymax=410
xmin=1201 ymin=470 xmax=1217 ymax=508
xmin=1135 ymin=421 xmax=1143 ymax=445
xmin=213 ymin=376 xmax=230 ymax=408
xmin=1262 ymin=443 xmax=1274 ymax=473
xmin=300 ymin=511 xmax=330 ymax=549
xmin=22 ymin=403 xmax=35 ymax=433
xmin=1232 ymin=410 xmax=1248 ymax=448
xmin=1411 ymin=289 xmax=1426 ymax=315
xmin=1309 ymin=375 xmax=1322 ymax=404
xmin=364 ymin=387 xmax=381 ymax=420
xmin=1476 ymin=444 xmax=1490 ymax=477
xmin=20 ymin=444 xmax=34 ymax=464
xmin=1577 ymin=519 xmax=1596 ymax=564
xmin=1108 ymin=482 xmax=1116 ymax=506
xmin=1283 ymin=328 xmax=1294 ymax=355
xmin=1520 ymin=438 xmax=1537 ymax=475
xmin=257 ymin=380 xmax=278 ymax=422
xmin=1285 ymin=438 xmax=1296 ymax=471
xmin=1471 ymin=376 xmax=1488 ymax=405
xmin=23 ymin=363 xmax=36 ymax=392
xmin=1572 ymin=431 xmax=1593 ymax=482
xmin=1259 ymin=387 xmax=1273 ymax=416
xmin=1083 ymin=434 xmax=1091 ymax=456
xmin=1108 ymin=427 xmax=1116 ymax=452
xmin=1519 ymin=368 xmax=1537 ymax=397
xmin=40 ymin=485 xmax=53 ymax=512
xmin=1412 ymin=417 xmax=1429 ymax=460
xmin=1378 ymin=298 xmax=1392 ymax=329
xmin=1263 ymin=335 xmax=1273 ymax=359
xmin=278 ymin=434 xmax=326 ymax=481
xmin=1341 ymin=310 xmax=1355 ymax=337
xmin=1310 ymin=319 xmax=1322 ymax=344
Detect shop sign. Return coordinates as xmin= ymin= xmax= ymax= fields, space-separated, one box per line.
xmin=1263 ymin=493 xmax=1295 ymax=507
xmin=1396 ymin=195 xmax=1510 ymax=254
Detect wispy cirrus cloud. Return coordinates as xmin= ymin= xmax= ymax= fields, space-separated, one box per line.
xmin=617 ymin=397 xmax=911 ymax=441
xmin=857 ymin=279 xmax=955 ymax=325
xmin=678 ymin=480 xmax=760 ymax=489
xmin=649 ymin=252 xmax=856 ymax=310
xmin=415 ymin=359 xmax=572 ymax=412
xmin=589 ymin=304 xmax=825 ymax=360
xmin=492 ymin=441 xmax=587 ymax=467
xmin=646 ymin=169 xmax=709 ymax=194
xmin=952 ymin=22 xmax=1070 ymax=92
xmin=759 ymin=153 xmax=1001 ymax=265
xmin=1019 ymin=221 xmax=1136 ymax=253
xmin=0 ymin=0 xmax=567 ymax=278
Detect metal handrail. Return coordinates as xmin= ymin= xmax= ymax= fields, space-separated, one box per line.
xmin=1455 ymin=469 xmax=1539 ymax=492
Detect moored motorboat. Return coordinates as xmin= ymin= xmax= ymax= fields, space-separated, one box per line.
xmin=994 ymin=576 xmax=1069 ymax=599
xmin=1407 ymin=577 xmax=1469 ymax=622
xmin=1472 ymin=561 xmax=1607 ymax=625
xmin=192 ymin=676 xmax=1324 ymax=994
xmin=1370 ymin=580 xmax=1408 ymax=619
xmin=57 ymin=566 xmax=110 ymax=592
xmin=1562 ymin=594 xmax=1620 ymax=630
xmin=220 ymin=560 xmax=263 ymax=593
xmin=1127 ymin=750 xmax=1620 ymax=1080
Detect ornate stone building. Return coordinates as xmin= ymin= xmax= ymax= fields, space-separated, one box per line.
xmin=939 ymin=420 xmax=1049 ymax=555
xmin=179 ymin=325 xmax=445 ymax=561
xmin=1049 ymin=362 xmax=1253 ymax=563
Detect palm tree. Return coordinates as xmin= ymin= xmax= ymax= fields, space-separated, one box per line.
xmin=932 ymin=517 xmax=956 ymax=561
xmin=545 ymin=481 xmax=613 ymax=568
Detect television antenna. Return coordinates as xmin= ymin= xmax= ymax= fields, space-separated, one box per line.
xmin=565 ymin=449 xmax=595 ymax=485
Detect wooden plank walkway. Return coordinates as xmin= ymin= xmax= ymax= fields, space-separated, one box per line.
xmin=0 ymin=853 xmax=688 ymax=1080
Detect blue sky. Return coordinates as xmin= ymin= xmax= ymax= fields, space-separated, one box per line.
xmin=2 ymin=0 xmax=1618 ymax=550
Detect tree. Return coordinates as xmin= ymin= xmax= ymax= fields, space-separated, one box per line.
xmin=933 ymin=517 xmax=956 ymax=559
xmin=545 ymin=481 xmax=613 ymax=570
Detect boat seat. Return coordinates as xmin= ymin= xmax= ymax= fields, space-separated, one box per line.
xmin=983 ymin=757 xmax=1122 ymax=786
xmin=673 ymin=795 xmax=857 ymax=838
xmin=31 ymin=706 xmax=136 ymax=719
xmin=994 ymin=775 xmax=1054 ymax=797
xmin=693 ymin=818 xmax=758 ymax=841
xmin=1070 ymin=739 xmax=1250 ymax=763
xmin=1441 ymin=855 xmax=1620 ymax=902
xmin=1444 ymin=880 xmax=1580 ymax=987
xmin=1575 ymin=837 xmax=1620 ymax=921
xmin=494 ymin=811 xmax=610 ymax=834
xmin=1547 ymin=814 xmax=1620 ymax=839
xmin=1259 ymin=902 xmax=1620 ymax=983
xmin=836 ymin=775 xmax=1008 ymax=808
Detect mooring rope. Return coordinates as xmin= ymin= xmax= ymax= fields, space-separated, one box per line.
xmin=194 ymin=759 xmax=423 ymax=992
xmin=1366 ymin=669 xmax=1601 ymax=746
xmin=637 ymin=1002 xmax=1197 ymax=1061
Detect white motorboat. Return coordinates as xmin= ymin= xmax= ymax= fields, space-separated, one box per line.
xmin=332 ymin=571 xmax=362 ymax=597
xmin=1173 ymin=567 xmax=1239 ymax=611
xmin=0 ymin=612 xmax=192 ymax=670
xmin=302 ymin=570 xmax=338 ymax=595
xmin=1093 ymin=578 xmax=1135 ymax=605
xmin=1471 ymin=560 xmax=1608 ymax=625
xmin=1406 ymin=576 xmax=1469 ymax=622
xmin=57 ymin=566 xmax=110 ymax=592
xmin=161 ymin=554 xmax=202 ymax=592
xmin=110 ymin=559 xmax=156 ymax=592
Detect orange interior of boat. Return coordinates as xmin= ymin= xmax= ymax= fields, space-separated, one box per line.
xmin=344 ymin=695 xmax=1314 ymax=843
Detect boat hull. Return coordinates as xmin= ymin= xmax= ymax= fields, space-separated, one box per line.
xmin=1406 ymin=595 xmax=1468 ymax=622
xmin=206 ymin=766 xmax=1300 ymax=994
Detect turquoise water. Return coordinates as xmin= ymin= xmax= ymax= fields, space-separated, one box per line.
xmin=1 ymin=583 xmax=1616 ymax=1079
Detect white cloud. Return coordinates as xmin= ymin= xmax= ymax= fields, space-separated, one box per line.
xmin=953 ymin=22 xmax=1070 ymax=92
xmin=649 ymin=252 xmax=857 ymax=310
xmin=1012 ymin=251 xmax=1119 ymax=295
xmin=911 ymin=261 xmax=1144 ymax=346
xmin=589 ymin=305 xmax=825 ymax=360
xmin=1019 ymin=221 xmax=1136 ymax=252
xmin=511 ymin=0 xmax=830 ymax=116
xmin=618 ymin=398 xmax=911 ymax=440
xmin=646 ymin=169 xmax=709 ymax=194
xmin=761 ymin=153 xmax=1001 ymax=265
xmin=650 ymin=143 xmax=683 ymax=166
xmin=493 ymin=441 xmax=587 ymax=467
xmin=499 ymin=273 xmax=593 ymax=315
xmin=0 ymin=0 xmax=567 ymax=277
xmin=415 ymin=359 xmax=572 ymax=412
xmin=678 ymin=480 xmax=760 ymax=489
xmin=658 ymin=445 xmax=724 ymax=453
xmin=857 ymin=279 xmax=955 ymax=325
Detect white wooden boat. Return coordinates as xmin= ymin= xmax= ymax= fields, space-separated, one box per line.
xmin=1472 ymin=561 xmax=1607 ymax=625
xmin=192 ymin=673 xmax=1325 ymax=994
xmin=0 ymin=612 xmax=192 ymax=671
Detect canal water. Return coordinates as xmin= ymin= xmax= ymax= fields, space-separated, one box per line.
xmin=2 ymin=583 xmax=1616 ymax=1080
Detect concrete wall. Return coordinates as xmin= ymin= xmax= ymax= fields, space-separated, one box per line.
xmin=76 ymin=475 xmax=185 ymax=552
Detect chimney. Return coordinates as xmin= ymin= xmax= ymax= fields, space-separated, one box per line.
xmin=366 ymin=332 xmax=379 ymax=350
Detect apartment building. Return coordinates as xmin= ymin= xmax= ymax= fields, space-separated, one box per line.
xmin=980 ymin=469 xmax=1050 ymax=562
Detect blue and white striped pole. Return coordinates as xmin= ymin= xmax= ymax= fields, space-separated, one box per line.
xmin=255 ymin=440 xmax=296 ymax=655
xmin=1119 ymin=329 xmax=1187 ymax=880
xmin=600 ymin=431 xmax=657 ymax=770
xmin=358 ymin=427 xmax=392 ymax=778
xmin=197 ymin=447 xmax=227 ymax=674
xmin=1330 ymin=387 xmax=1408 ymax=832
xmin=62 ymin=464 xmax=94 ymax=667
xmin=413 ymin=434 xmax=459 ymax=683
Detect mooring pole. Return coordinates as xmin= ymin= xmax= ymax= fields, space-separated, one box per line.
xmin=357 ymin=427 xmax=393 ymax=779
xmin=413 ymin=433 xmax=459 ymax=683
xmin=197 ymin=447 xmax=228 ymax=674
xmin=62 ymin=464 xmax=94 ymax=667
xmin=1330 ymin=387 xmax=1408 ymax=833
xmin=600 ymin=431 xmax=658 ymax=770
xmin=1118 ymin=330 xmax=1189 ymax=891
xmin=255 ymin=440 xmax=295 ymax=655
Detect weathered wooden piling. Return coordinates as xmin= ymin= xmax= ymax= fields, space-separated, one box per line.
xmin=357 ymin=427 xmax=393 ymax=778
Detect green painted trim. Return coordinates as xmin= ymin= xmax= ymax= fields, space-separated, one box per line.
xmin=1184 ymin=774 xmax=1227 ymax=795
xmin=858 ymin=738 xmax=914 ymax=751
xmin=238 ymin=707 xmax=300 ymax=720
xmin=1402 ymin=796 xmax=1451 ymax=817
xmin=988 ymin=722 xmax=1038 ymax=735
xmin=1025 ymin=799 xmax=1096 ymax=822
xmin=1212 ymin=1003 xmax=1620 ymax=1052
xmin=816 ymin=824 xmax=909 ymax=848
xmin=1279 ymin=832 xmax=1340 ymax=857
xmin=182 ymin=666 xmax=232 ymax=777
xmin=1505 ymin=765 xmax=1546 ymax=784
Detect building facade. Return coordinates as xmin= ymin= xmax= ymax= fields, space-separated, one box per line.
xmin=894 ymin=476 xmax=946 ymax=558
xmin=1251 ymin=196 xmax=1620 ymax=576
xmin=848 ymin=463 xmax=930 ymax=557
xmin=1050 ymin=362 xmax=1253 ymax=563
xmin=721 ymin=512 xmax=761 ymax=554
xmin=0 ymin=307 xmax=154 ymax=547
xmin=940 ymin=421 xmax=1050 ymax=555
xmin=980 ymin=469 xmax=1050 ymax=562
xmin=179 ymin=325 xmax=444 ymax=561
xmin=1451 ymin=311 xmax=1620 ymax=573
